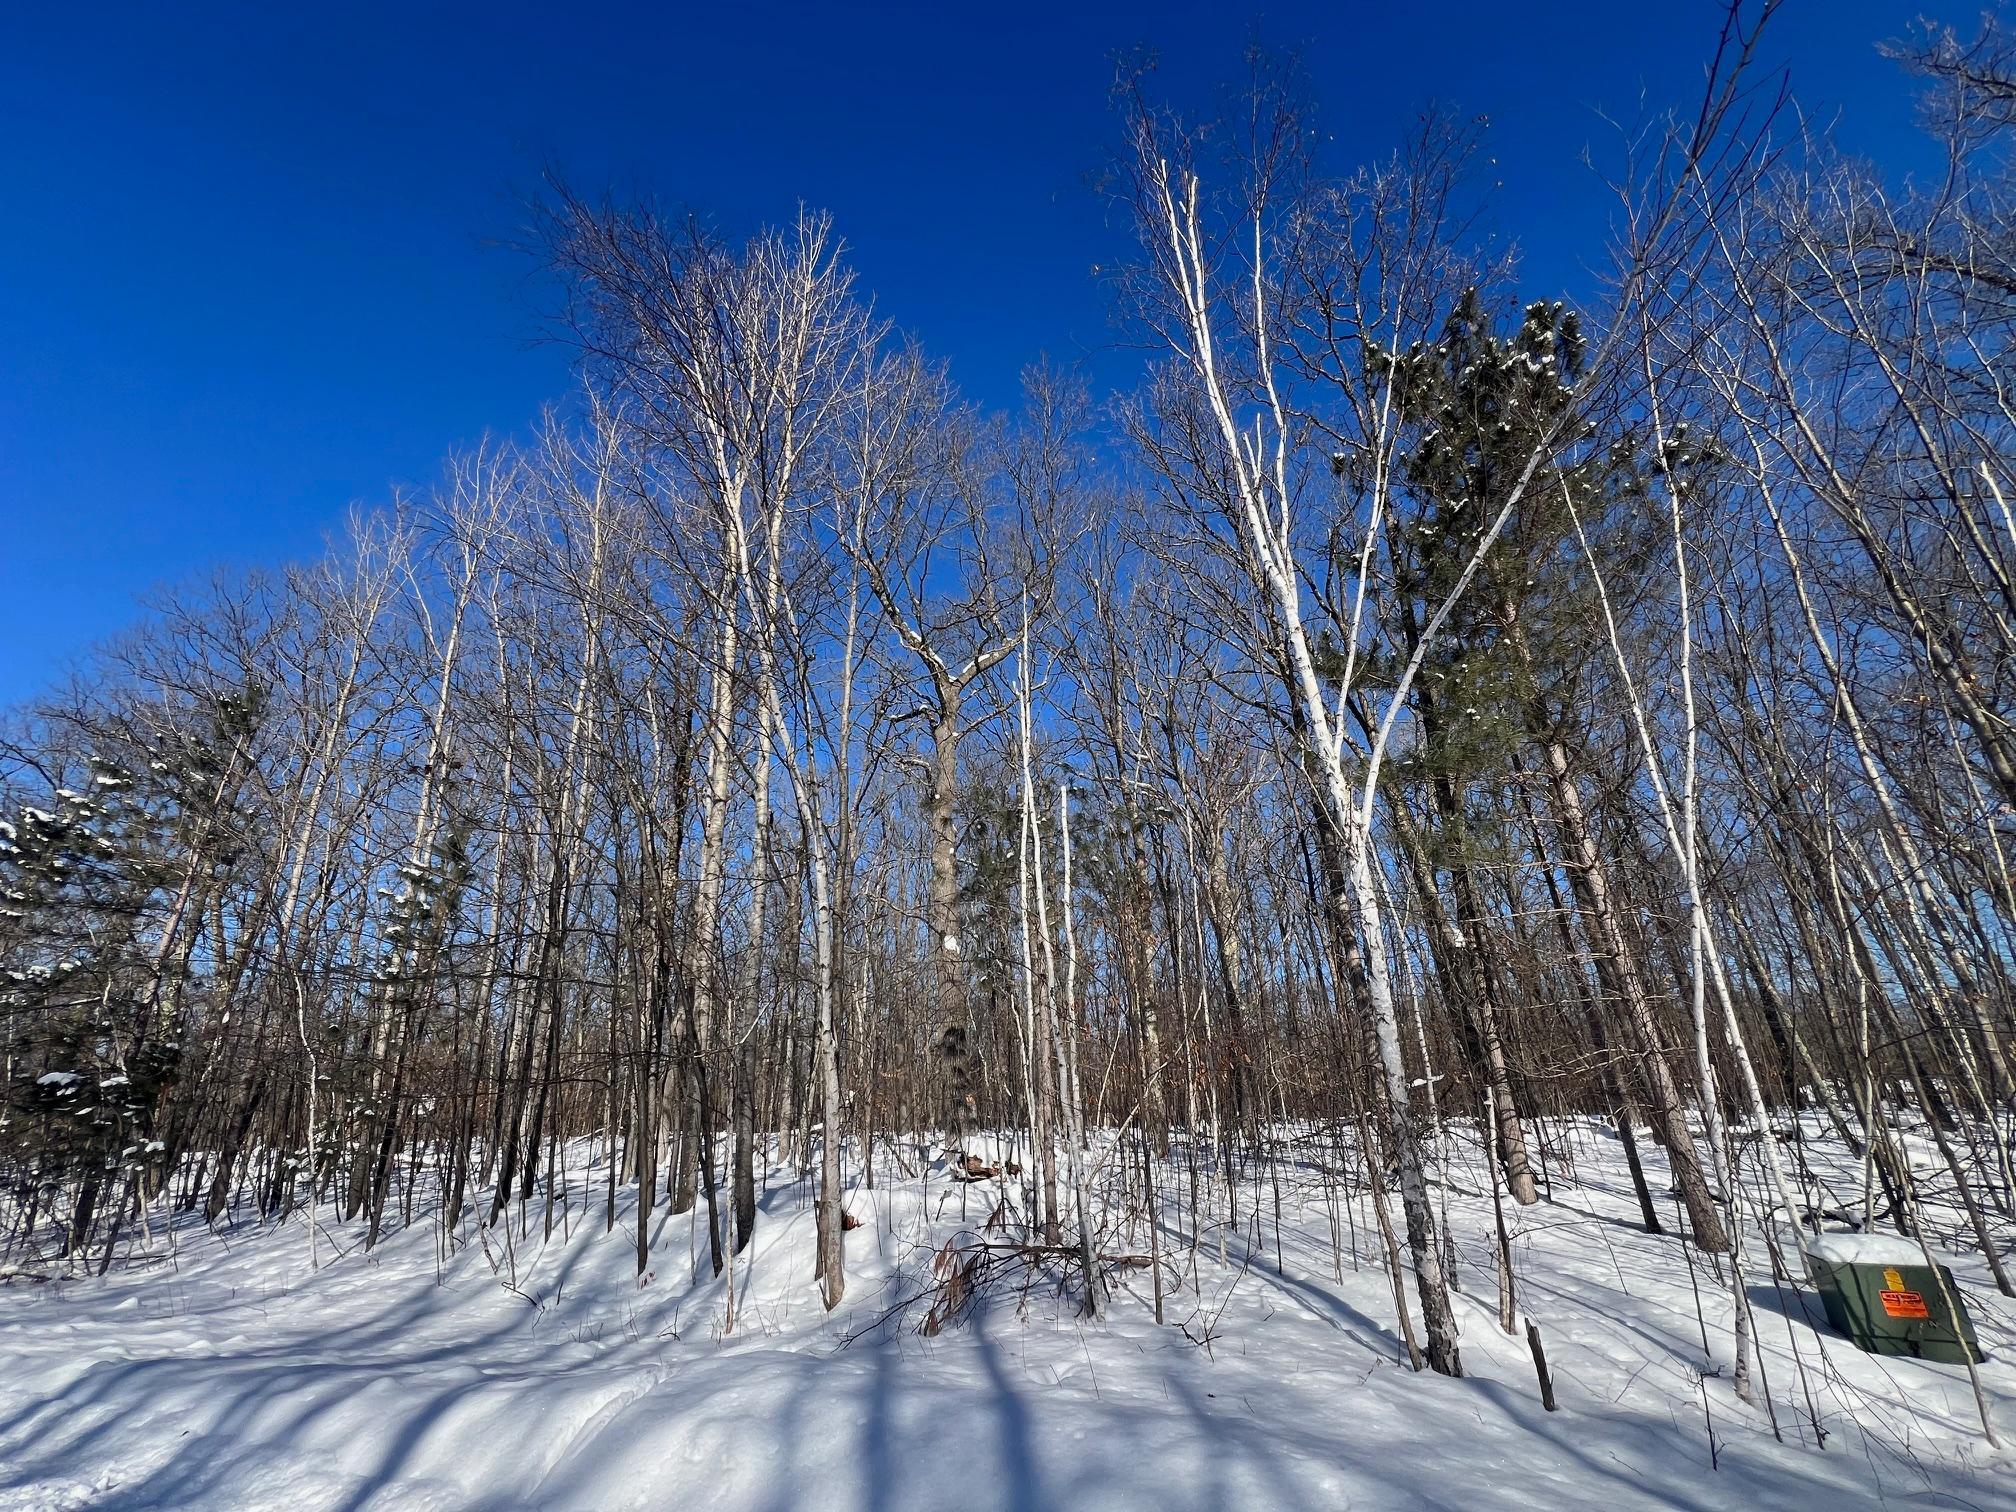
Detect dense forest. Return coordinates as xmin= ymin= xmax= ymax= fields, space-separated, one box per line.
xmin=3 ymin=0 xmax=2011 ymax=1446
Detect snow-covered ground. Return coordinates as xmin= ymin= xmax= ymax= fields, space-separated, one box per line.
xmin=1 ymin=1120 xmax=2010 ymax=1510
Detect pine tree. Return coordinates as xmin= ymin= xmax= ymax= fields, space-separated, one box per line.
xmin=1378 ymin=290 xmax=1731 ymax=1250
xmin=2 ymin=688 xmax=262 ymax=1259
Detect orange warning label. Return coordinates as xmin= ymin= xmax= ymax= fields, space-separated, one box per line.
xmin=1880 ymin=1290 xmax=1931 ymax=1320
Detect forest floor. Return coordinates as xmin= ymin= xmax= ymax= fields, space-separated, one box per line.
xmin=0 ymin=1116 xmax=2011 ymax=1510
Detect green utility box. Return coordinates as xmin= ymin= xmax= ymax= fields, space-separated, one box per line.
xmin=1804 ymin=1233 xmax=1985 ymax=1364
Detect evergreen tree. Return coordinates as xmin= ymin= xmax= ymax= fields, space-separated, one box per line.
xmin=1 ymin=688 xmax=262 ymax=1256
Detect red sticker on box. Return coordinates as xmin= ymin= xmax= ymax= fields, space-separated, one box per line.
xmin=1880 ymin=1290 xmax=1931 ymax=1320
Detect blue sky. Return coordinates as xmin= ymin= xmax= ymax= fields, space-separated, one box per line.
xmin=0 ymin=1 xmax=1969 ymax=706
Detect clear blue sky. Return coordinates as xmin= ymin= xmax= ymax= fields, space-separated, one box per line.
xmin=0 ymin=1 xmax=1968 ymax=707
